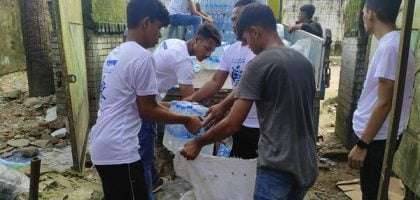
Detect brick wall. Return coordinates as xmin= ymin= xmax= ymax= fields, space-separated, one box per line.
xmin=84 ymin=31 xmax=123 ymax=125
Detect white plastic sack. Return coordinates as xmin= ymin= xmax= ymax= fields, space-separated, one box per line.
xmin=0 ymin=163 xmax=29 ymax=200
xmin=290 ymin=38 xmax=312 ymax=59
xmin=174 ymin=153 xmax=257 ymax=200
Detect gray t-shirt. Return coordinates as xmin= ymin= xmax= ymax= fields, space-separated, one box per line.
xmin=236 ymin=47 xmax=318 ymax=187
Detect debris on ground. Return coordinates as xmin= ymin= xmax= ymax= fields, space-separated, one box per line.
xmin=336 ymin=178 xmax=404 ymax=200
xmin=0 ymin=163 xmax=29 ymax=200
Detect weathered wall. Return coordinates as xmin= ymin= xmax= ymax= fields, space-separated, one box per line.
xmin=0 ymin=0 xmax=26 ymax=76
xmin=393 ymin=1 xmax=420 ymax=196
xmin=282 ymin=0 xmax=347 ymax=53
xmin=334 ymin=0 xmax=368 ymax=148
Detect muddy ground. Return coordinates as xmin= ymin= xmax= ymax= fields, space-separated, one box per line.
xmin=0 ymin=57 xmax=359 ymax=200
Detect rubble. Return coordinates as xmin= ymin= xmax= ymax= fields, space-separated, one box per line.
xmin=45 ymin=106 xmax=57 ymax=122
xmin=7 ymin=139 xmax=30 ymax=148
xmin=51 ymin=128 xmax=67 ymax=139
xmin=0 ymin=142 xmax=7 ymax=150
xmin=0 ymin=89 xmax=22 ymax=100
xmin=31 ymin=139 xmax=50 ymax=148
xmin=23 ymin=97 xmax=43 ymax=108
xmin=20 ymin=146 xmax=39 ymax=158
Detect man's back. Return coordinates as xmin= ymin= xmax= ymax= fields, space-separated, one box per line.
xmin=237 ymin=47 xmax=317 ymax=187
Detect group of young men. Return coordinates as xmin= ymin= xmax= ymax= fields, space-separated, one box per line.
xmin=88 ymin=0 xmax=415 ymax=199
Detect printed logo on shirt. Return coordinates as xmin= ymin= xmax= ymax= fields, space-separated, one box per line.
xmin=163 ymin=41 xmax=168 ymax=50
xmin=99 ymin=59 xmax=119 ymax=102
xmin=231 ymin=65 xmax=243 ymax=87
xmin=230 ymin=58 xmax=246 ymax=87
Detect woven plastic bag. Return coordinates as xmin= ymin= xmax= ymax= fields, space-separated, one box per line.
xmin=174 ymin=153 xmax=257 ymax=200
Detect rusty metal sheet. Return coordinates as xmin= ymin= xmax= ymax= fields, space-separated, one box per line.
xmin=54 ymin=0 xmax=90 ymax=172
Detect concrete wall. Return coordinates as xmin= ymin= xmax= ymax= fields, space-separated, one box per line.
xmin=282 ymin=0 xmax=346 ymax=53
xmin=334 ymin=37 xmax=369 ymax=147
xmin=0 ymin=0 xmax=26 ymax=76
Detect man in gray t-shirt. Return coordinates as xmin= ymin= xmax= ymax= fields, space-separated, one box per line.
xmin=181 ymin=3 xmax=317 ymax=199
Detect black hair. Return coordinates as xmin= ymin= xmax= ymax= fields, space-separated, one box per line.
xmin=300 ymin=4 xmax=315 ymax=19
xmin=196 ymin=23 xmax=222 ymax=47
xmin=127 ymin=0 xmax=170 ymax=29
xmin=234 ymin=0 xmax=256 ymax=8
xmin=365 ymin=0 xmax=402 ymax=24
xmin=236 ymin=3 xmax=276 ymax=40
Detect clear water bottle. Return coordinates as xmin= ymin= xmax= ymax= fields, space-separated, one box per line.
xmin=217 ymin=143 xmax=232 ymax=157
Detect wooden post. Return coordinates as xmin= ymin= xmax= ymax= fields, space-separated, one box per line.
xmin=377 ymin=0 xmax=416 ymax=199
xmin=29 ymin=157 xmax=41 ymax=200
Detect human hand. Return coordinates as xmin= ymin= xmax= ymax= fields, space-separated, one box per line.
xmin=180 ymin=140 xmax=203 ymax=160
xmin=185 ymin=116 xmax=202 ymax=134
xmin=203 ymin=103 xmax=227 ymax=127
xmin=204 ymin=16 xmax=213 ymax=24
xmin=347 ymin=145 xmax=368 ymax=169
xmin=289 ymin=24 xmax=302 ymax=33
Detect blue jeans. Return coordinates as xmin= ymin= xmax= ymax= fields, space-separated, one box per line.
xmin=139 ymin=120 xmax=158 ymax=200
xmin=169 ymin=14 xmax=201 ymax=34
xmin=254 ymin=168 xmax=308 ymax=200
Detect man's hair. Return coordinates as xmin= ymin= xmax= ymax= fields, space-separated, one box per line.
xmin=234 ymin=0 xmax=256 ymax=8
xmin=196 ymin=23 xmax=222 ymax=47
xmin=127 ymin=0 xmax=170 ymax=29
xmin=365 ymin=0 xmax=402 ymax=24
xmin=300 ymin=4 xmax=315 ymax=19
xmin=236 ymin=3 xmax=276 ymax=40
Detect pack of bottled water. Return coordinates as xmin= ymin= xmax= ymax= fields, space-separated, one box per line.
xmin=163 ymin=101 xmax=232 ymax=157
xmin=163 ymin=101 xmax=213 ymax=154
xmin=166 ymin=101 xmax=208 ymax=139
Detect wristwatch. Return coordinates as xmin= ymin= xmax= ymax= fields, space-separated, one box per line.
xmin=356 ymin=139 xmax=369 ymax=149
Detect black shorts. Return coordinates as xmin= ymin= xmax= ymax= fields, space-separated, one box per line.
xmin=230 ymin=125 xmax=260 ymax=159
xmin=95 ymin=160 xmax=148 ymax=200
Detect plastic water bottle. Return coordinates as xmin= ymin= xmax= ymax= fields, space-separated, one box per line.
xmin=217 ymin=143 xmax=232 ymax=157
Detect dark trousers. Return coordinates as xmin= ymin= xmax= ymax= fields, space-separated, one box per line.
xmin=360 ymin=139 xmax=400 ymax=200
xmin=230 ymin=126 xmax=260 ymax=159
xmin=95 ymin=160 xmax=148 ymax=200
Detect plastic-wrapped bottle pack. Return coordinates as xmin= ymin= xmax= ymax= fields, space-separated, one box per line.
xmin=163 ymin=101 xmax=232 ymax=156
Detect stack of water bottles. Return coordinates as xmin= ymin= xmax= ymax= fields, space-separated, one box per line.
xmin=191 ymin=0 xmax=267 ymax=70
xmin=163 ymin=101 xmax=232 ymax=157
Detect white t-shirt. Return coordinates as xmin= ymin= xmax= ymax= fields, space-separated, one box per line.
xmin=89 ymin=42 xmax=159 ymax=165
xmin=353 ymin=31 xmax=416 ymax=140
xmin=168 ymin=0 xmax=190 ymax=15
xmin=153 ymin=39 xmax=194 ymax=97
xmin=219 ymin=42 xmax=260 ymax=128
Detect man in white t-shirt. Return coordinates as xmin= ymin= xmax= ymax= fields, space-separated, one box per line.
xmin=154 ymin=23 xmax=221 ymax=99
xmin=89 ymin=1 xmax=201 ymax=199
xmin=184 ymin=0 xmax=260 ymax=159
xmin=138 ymin=23 xmax=220 ymax=194
xmin=347 ymin=0 xmax=415 ymax=199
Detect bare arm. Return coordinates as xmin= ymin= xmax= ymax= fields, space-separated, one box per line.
xmin=360 ymin=78 xmax=394 ymax=143
xmin=188 ymin=0 xmax=212 ymax=22
xmin=137 ymin=95 xmax=201 ymax=132
xmin=181 ymin=99 xmax=253 ymax=159
xmin=184 ymin=70 xmax=228 ymax=102
xmin=203 ymin=91 xmax=236 ymax=127
xmin=179 ymin=84 xmax=194 ymax=99
xmin=348 ymin=78 xmax=394 ymax=169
